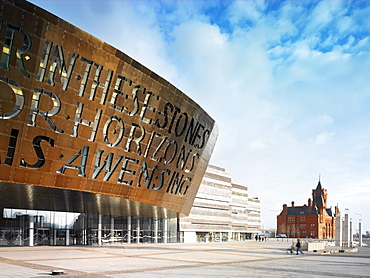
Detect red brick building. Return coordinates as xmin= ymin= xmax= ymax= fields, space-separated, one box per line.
xmin=277 ymin=180 xmax=338 ymax=239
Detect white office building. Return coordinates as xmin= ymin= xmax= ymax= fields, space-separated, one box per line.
xmin=180 ymin=165 xmax=261 ymax=243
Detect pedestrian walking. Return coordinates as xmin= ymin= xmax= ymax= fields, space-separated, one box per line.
xmin=296 ymin=239 xmax=304 ymax=255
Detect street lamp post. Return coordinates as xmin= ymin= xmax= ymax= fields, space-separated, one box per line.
xmin=355 ymin=213 xmax=362 ymax=247
xmin=270 ymin=209 xmax=280 ymax=239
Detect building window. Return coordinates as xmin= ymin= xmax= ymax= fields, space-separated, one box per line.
xmin=300 ymin=224 xmax=306 ymax=229
xmin=311 ymin=224 xmax=315 ymax=229
xmin=288 ymin=217 xmax=295 ymax=222
xmin=300 ymin=217 xmax=306 ymax=221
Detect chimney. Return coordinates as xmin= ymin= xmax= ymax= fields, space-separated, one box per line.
xmin=335 ymin=205 xmax=339 ymax=216
xmin=308 ymin=198 xmax=312 ymax=210
xmin=282 ymin=204 xmax=287 ymax=215
xmin=291 ymin=201 xmax=295 ymax=207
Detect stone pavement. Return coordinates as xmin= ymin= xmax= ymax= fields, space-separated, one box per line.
xmin=0 ymin=239 xmax=369 ymax=277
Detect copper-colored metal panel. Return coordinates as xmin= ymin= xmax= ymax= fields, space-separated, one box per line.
xmin=0 ymin=0 xmax=218 ymax=216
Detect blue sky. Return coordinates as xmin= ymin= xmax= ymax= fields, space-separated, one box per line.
xmin=30 ymin=0 xmax=370 ymax=231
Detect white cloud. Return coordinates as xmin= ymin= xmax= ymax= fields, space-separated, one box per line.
xmin=227 ymin=1 xmax=266 ymax=25
xmin=249 ymin=141 xmax=267 ymax=150
xmin=318 ymin=114 xmax=334 ymax=125
xmin=306 ymin=1 xmax=346 ymax=34
xmin=337 ymin=16 xmax=355 ymax=34
xmin=315 ymin=132 xmax=334 ymax=145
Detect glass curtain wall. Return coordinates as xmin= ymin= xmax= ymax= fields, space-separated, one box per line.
xmin=0 ymin=208 xmax=178 ymax=247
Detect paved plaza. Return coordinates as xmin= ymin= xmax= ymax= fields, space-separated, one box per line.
xmin=0 ymin=239 xmax=369 ymax=277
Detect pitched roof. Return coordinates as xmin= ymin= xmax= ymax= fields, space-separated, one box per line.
xmin=326 ymin=208 xmax=333 ymax=217
xmin=286 ymin=206 xmax=319 ymax=216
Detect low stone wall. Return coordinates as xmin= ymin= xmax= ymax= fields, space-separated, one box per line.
xmin=304 ymin=242 xmax=328 ymax=251
xmin=294 ymin=240 xmax=328 ymax=251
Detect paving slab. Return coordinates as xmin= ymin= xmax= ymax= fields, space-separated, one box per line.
xmin=0 ymin=239 xmax=369 ymax=277
xmin=31 ymin=256 xmax=198 ymax=274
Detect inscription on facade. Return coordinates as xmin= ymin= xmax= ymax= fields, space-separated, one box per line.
xmin=0 ymin=6 xmax=217 ymax=215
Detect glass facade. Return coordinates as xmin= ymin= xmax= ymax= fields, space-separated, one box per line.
xmin=0 ymin=208 xmax=178 ymax=247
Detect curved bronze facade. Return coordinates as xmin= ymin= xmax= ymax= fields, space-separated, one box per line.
xmin=0 ymin=0 xmax=218 ymax=217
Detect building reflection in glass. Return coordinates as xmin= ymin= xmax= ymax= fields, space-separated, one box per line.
xmin=0 ymin=208 xmax=178 ymax=246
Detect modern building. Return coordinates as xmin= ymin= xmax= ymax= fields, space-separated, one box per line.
xmin=0 ymin=0 xmax=218 ymax=246
xmin=277 ymin=180 xmax=338 ymax=239
xmin=180 ymin=165 xmax=261 ymax=243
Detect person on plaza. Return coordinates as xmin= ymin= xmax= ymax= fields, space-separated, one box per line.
xmin=296 ymin=239 xmax=304 ymax=255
